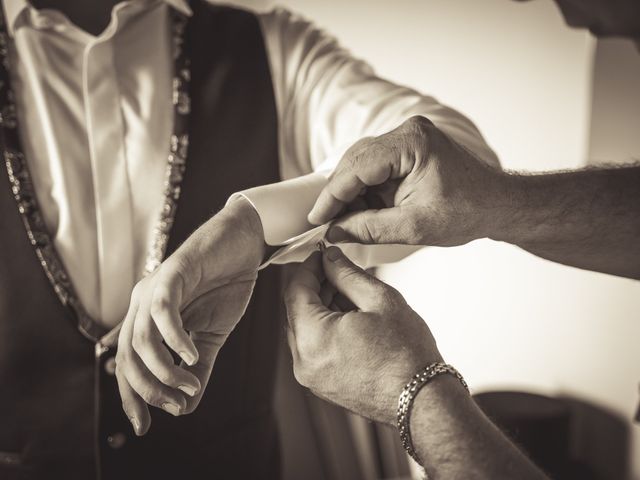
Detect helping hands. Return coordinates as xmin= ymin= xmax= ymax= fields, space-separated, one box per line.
xmin=308 ymin=115 xmax=507 ymax=247
xmin=284 ymin=245 xmax=442 ymax=425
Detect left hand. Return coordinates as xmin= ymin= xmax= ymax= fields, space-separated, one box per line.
xmin=115 ymin=197 xmax=265 ymax=435
xmin=284 ymin=245 xmax=442 ymax=425
xmin=307 ymin=116 xmax=505 ymax=248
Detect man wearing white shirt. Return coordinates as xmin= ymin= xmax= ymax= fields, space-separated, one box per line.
xmin=0 ymin=0 xmax=496 ymax=478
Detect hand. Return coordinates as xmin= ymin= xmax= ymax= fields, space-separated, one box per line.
xmin=115 ymin=197 xmax=265 ymax=435
xmin=307 ymin=115 xmax=507 ymax=247
xmin=284 ymin=245 xmax=441 ymax=425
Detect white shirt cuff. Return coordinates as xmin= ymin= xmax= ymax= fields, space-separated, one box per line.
xmin=227 ymin=171 xmax=330 ymax=247
xmin=227 ymin=170 xmax=423 ymax=270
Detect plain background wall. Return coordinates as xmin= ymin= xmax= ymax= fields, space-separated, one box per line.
xmin=226 ymin=0 xmax=640 ymax=476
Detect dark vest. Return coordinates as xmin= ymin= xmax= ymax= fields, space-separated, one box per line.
xmin=0 ymin=3 xmax=282 ymax=479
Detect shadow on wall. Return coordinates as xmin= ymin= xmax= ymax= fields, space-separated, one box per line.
xmin=474 ymin=391 xmax=630 ymax=480
xmin=560 ymin=395 xmax=631 ymax=480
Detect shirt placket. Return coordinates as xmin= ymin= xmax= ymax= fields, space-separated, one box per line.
xmin=82 ymin=36 xmax=135 ymax=326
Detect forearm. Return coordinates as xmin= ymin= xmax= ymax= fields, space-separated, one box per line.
xmin=410 ymin=376 xmax=547 ymax=480
xmin=491 ymin=165 xmax=640 ymax=279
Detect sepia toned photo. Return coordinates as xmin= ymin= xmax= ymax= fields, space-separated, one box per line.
xmin=0 ymin=0 xmax=638 ymax=479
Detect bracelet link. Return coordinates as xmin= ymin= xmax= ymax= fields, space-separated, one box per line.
xmin=397 ymin=362 xmax=469 ymax=466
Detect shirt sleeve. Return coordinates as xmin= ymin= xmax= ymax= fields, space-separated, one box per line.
xmin=229 ymin=7 xmax=499 ymax=268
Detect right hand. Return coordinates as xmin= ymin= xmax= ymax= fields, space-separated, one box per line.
xmin=284 ymin=246 xmax=442 ymax=425
xmin=307 ymin=116 xmax=508 ymax=247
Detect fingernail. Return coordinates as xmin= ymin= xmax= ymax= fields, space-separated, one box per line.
xmin=326 ymin=246 xmax=342 ymax=262
xmin=129 ymin=416 xmax=142 ymax=436
xmin=178 ymin=385 xmax=197 ymax=397
xmin=327 ymin=226 xmax=347 ymax=243
xmin=162 ymin=402 xmax=182 ymax=416
xmin=179 ymin=351 xmax=196 ymax=366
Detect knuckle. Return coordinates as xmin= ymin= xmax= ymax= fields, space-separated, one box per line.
xmin=405 ymin=115 xmax=433 ymax=134
xmin=154 ymin=368 xmax=175 ymax=387
xmin=150 ymin=293 xmax=170 ymax=317
xmin=163 ymin=369 xmax=187 ymax=390
xmin=139 ymin=388 xmax=162 ymax=407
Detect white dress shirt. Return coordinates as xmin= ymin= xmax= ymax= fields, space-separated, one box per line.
xmin=3 ymin=0 xmax=497 ymax=328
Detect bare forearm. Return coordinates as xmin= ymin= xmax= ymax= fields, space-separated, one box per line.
xmin=411 ymin=376 xmax=547 ymax=480
xmin=491 ymin=165 xmax=640 ymax=279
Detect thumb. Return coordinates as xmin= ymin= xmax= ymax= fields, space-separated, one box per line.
xmin=326 ymin=206 xmax=419 ymax=245
xmin=321 ymin=245 xmax=389 ymax=311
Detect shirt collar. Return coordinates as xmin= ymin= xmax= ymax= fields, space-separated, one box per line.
xmin=1 ymin=0 xmax=192 ymax=37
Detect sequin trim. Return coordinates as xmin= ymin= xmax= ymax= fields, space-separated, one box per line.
xmin=145 ymin=11 xmax=191 ymax=275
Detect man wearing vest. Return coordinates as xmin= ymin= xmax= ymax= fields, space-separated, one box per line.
xmin=0 ymin=0 xmax=498 ymax=478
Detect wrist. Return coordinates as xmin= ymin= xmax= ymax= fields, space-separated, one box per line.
xmin=411 ymin=373 xmax=472 ymax=418
xmin=407 ymin=373 xmax=474 ymax=461
xmin=397 ymin=363 xmax=470 ymax=465
xmin=223 ymin=196 xmax=267 ymax=268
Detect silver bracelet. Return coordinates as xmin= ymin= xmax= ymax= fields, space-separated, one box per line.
xmin=397 ymin=362 xmax=469 ymax=466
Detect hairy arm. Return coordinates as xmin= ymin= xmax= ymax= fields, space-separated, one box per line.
xmin=307 ymin=116 xmax=639 ymax=279
xmin=494 ymin=165 xmax=640 ymax=279
xmin=410 ymin=376 xmax=547 ymax=479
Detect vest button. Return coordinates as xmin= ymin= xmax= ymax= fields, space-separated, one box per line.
xmin=104 ymin=357 xmax=117 ymax=376
xmin=107 ymin=432 xmax=127 ymax=449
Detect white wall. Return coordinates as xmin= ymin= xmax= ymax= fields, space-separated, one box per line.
xmin=229 ymin=0 xmax=640 ymax=476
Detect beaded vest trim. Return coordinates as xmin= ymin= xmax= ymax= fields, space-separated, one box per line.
xmin=0 ymin=8 xmax=191 ymax=341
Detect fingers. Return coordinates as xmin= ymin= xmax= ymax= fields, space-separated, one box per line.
xmin=116 ymin=298 xmax=186 ymax=436
xmin=308 ymin=139 xmax=404 ymax=226
xmin=149 ymin=266 xmax=198 ymax=366
xmin=180 ymin=331 xmax=225 ymax=415
xmin=284 ymin=252 xmax=340 ymax=354
xmin=325 ymin=206 xmax=420 ymax=245
xmin=130 ymin=268 xmax=201 ymax=397
xmin=178 ymin=281 xmax=256 ymax=414
xmin=116 ymin=301 xmax=150 ymax=436
xmin=115 ymin=365 xmax=150 ymax=436
xmin=321 ymin=246 xmax=393 ymax=312
xmin=308 ymin=174 xmax=368 ymax=226
xmin=120 ymin=312 xmax=188 ymax=415
xmin=284 ymin=252 xmax=327 ymax=332
xmin=132 ymin=315 xmax=201 ymax=397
